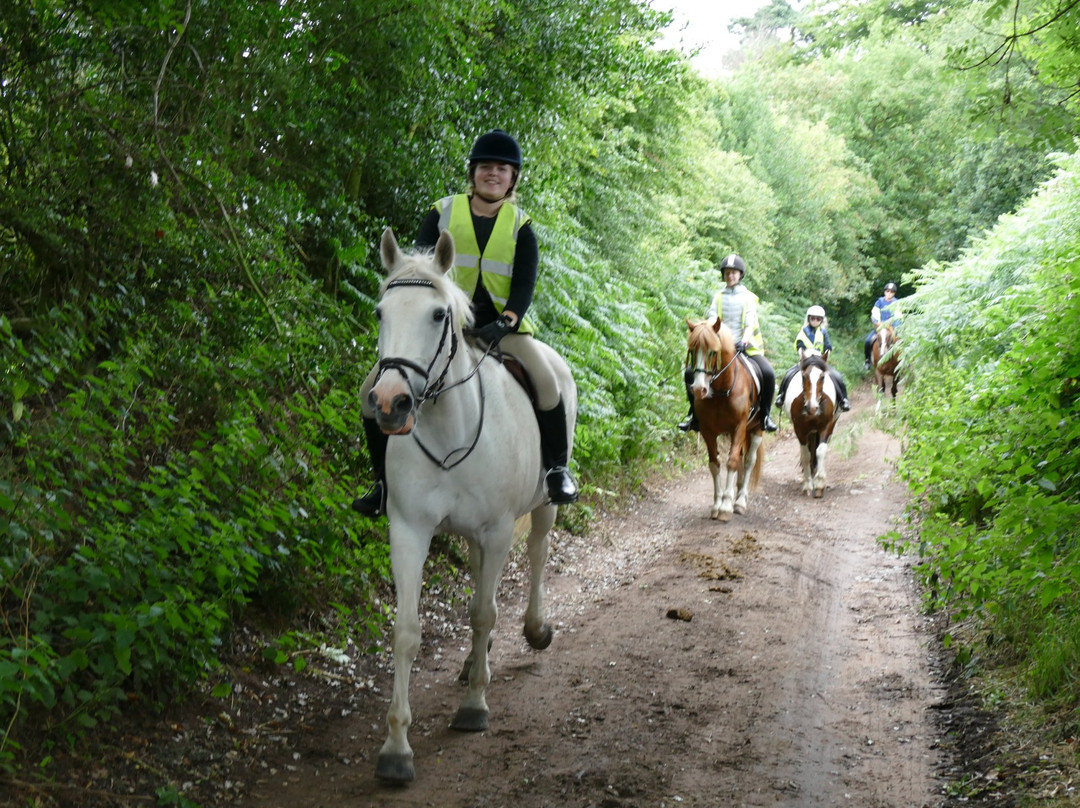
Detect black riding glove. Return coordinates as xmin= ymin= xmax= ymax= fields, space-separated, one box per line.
xmin=736 ymin=341 xmax=749 ymax=354
xmin=470 ymin=314 xmax=514 ymax=346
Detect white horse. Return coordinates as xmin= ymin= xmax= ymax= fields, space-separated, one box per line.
xmin=368 ymin=228 xmax=576 ymax=783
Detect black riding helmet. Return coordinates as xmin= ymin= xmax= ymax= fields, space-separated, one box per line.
xmin=468 ymin=130 xmax=522 ymax=167
xmin=468 ymin=130 xmax=522 ymax=197
xmin=884 ymin=281 xmax=898 ymax=293
xmin=719 ymin=253 xmax=747 ymax=281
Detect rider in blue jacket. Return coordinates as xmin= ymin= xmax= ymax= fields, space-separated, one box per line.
xmin=864 ymin=281 xmax=900 ymax=369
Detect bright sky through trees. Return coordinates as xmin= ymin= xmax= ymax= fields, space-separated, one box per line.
xmin=654 ymin=0 xmax=771 ymax=76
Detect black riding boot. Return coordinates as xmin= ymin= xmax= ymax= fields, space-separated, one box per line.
xmin=833 ymin=371 xmax=851 ymax=411
xmin=758 ymin=365 xmax=778 ymax=433
xmin=537 ymin=399 xmax=579 ymax=504
xmin=351 ymin=417 xmax=389 ymax=517
xmin=678 ymin=369 xmax=698 ymax=432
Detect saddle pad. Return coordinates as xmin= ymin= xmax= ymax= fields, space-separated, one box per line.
xmin=738 ymin=353 xmax=761 ymax=394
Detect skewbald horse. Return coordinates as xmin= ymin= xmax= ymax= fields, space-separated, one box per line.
xmin=685 ymin=317 xmax=765 ymax=521
xmin=782 ymin=353 xmax=839 ymax=498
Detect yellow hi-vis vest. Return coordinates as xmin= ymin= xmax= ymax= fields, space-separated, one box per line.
xmin=794 ymin=326 xmax=825 ymax=354
xmin=435 ymin=194 xmax=535 ymax=335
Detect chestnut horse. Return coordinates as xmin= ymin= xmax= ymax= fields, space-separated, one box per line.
xmin=872 ymin=322 xmax=901 ymax=405
xmin=685 ymin=318 xmax=765 ymax=521
xmin=781 ymin=354 xmax=839 ymax=498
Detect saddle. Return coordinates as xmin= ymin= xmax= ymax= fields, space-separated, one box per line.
xmin=500 ymin=355 xmax=539 ymax=407
xmin=737 ymin=353 xmax=764 ymax=422
xmin=467 ymin=338 xmax=540 ymax=407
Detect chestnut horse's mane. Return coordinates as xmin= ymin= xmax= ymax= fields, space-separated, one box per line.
xmin=686 ymin=318 xmax=734 ymax=356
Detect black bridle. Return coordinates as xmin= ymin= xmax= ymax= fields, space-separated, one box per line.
xmin=376 ymin=278 xmax=491 ymax=470
xmin=687 ymin=345 xmax=739 ymax=398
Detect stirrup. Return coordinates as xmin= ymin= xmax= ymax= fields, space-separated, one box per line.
xmin=545 ymin=466 xmax=579 ymax=504
xmin=678 ymin=415 xmax=698 ymax=432
xmin=351 ymin=480 xmax=386 ymax=517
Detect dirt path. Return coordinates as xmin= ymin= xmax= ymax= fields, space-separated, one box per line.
xmin=234 ymin=389 xmax=947 ymax=808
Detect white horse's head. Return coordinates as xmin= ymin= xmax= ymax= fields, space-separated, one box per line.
xmin=370 ymin=227 xmax=473 ymax=434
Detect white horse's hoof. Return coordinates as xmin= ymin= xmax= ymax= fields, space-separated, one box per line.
xmin=717 ymin=511 xmax=732 ymax=522
xmin=376 ymin=752 xmax=415 ymax=783
xmin=524 ymin=622 xmax=553 ymax=650
xmin=451 ymin=705 xmax=490 ymax=732
xmin=734 ymin=503 xmax=746 ymax=515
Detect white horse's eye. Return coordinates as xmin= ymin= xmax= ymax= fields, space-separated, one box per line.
xmin=375 ymin=306 xmax=383 ymax=321
xmin=433 ymin=308 xmax=448 ymax=323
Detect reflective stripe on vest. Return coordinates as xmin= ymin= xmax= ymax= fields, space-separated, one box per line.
xmin=714 ymin=286 xmax=764 ymax=355
xmin=795 ymin=326 xmax=825 ymax=353
xmin=436 ymin=194 xmax=534 ymax=334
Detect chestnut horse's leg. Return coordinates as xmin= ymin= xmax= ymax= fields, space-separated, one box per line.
xmin=704 ymin=429 xmax=727 ymax=520
xmin=709 ymin=459 xmax=726 ymax=520
xmin=716 ymin=428 xmax=745 ymax=521
xmin=733 ymin=432 xmax=763 ymax=514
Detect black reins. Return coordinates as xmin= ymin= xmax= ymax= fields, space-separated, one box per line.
xmin=377 ymin=277 xmax=491 ymax=470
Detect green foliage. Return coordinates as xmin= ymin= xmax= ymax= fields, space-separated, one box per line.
xmin=896 ymin=151 xmax=1080 ymax=706
xmin=0 ymin=0 xmax=701 ymax=772
xmin=3 ymin=0 xmax=1079 ymax=787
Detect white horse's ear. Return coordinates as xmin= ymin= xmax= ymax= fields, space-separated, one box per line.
xmin=380 ymin=227 xmax=400 ymax=271
xmin=434 ymin=229 xmax=455 ymax=275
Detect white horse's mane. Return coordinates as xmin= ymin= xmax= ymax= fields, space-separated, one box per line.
xmin=381 ymin=247 xmax=475 ymax=329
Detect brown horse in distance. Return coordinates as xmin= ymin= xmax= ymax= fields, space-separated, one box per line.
xmin=872 ymin=322 xmax=901 ymax=405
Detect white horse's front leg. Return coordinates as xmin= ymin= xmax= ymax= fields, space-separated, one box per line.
xmin=452 ymin=525 xmax=513 ymax=732
xmin=734 ymin=433 xmax=763 ymax=514
xmin=522 ymin=505 xmax=557 ymax=651
xmin=376 ymin=528 xmax=433 ymax=783
xmin=708 ymin=460 xmax=728 ymax=520
xmin=813 ymin=443 xmax=829 ymax=497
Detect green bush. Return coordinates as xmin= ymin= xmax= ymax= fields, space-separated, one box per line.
xmin=895 ymin=151 xmax=1080 ymax=708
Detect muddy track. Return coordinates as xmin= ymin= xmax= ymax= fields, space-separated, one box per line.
xmin=232 ymin=388 xmax=949 ymax=808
